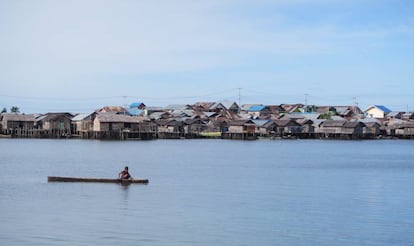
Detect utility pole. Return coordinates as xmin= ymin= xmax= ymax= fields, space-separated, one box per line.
xmin=304 ymin=93 xmax=308 ymax=112
xmin=236 ymin=88 xmax=242 ymax=114
xmin=237 ymin=87 xmax=242 ymax=107
xmin=123 ymin=96 xmax=127 ymax=115
xmin=353 ymin=96 xmax=359 ymax=107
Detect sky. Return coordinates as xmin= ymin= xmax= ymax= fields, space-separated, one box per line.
xmin=0 ymin=0 xmax=413 ymax=113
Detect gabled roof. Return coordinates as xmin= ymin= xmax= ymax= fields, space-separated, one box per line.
xmin=238 ymin=112 xmax=252 ymax=120
xmin=252 ymin=119 xmax=271 ymax=127
xmin=320 ymin=120 xmax=346 ymax=127
xmin=220 ymin=100 xmax=239 ymax=110
xmin=97 ymin=106 xmax=126 ymax=113
xmin=72 ymin=112 xmax=96 ymax=121
xmin=248 ymin=105 xmax=266 ymax=112
xmin=296 ymin=118 xmax=314 ymax=125
xmin=395 ymin=121 xmax=414 ymax=128
xmin=387 ymin=111 xmax=404 ymax=118
xmin=36 ymin=113 xmax=74 ymax=122
xmin=358 ymin=118 xmax=382 ymax=125
xmin=149 ymin=112 xmax=170 ymax=120
xmin=145 ymin=106 xmax=165 ymax=112
xmin=402 ymin=112 xmax=414 ymax=117
xmin=375 ymin=105 xmax=392 ymax=113
xmin=210 ymin=101 xmax=239 ymax=111
xmin=364 ymin=105 xmax=392 ymax=114
xmin=130 ymin=102 xmax=146 ymax=109
xmin=184 ymin=118 xmax=207 ymax=125
xmin=164 ymin=104 xmax=191 ymax=111
xmin=171 ymin=109 xmax=194 ymax=118
xmin=267 ymin=105 xmax=286 ymax=113
xmin=156 ymin=119 xmax=183 ymax=127
xmin=274 ymin=119 xmax=300 ymax=127
xmin=192 ymin=102 xmax=215 ymax=110
xmin=203 ymin=112 xmax=218 ymax=118
xmin=227 ymin=119 xmax=255 ymax=126
xmin=127 ymin=108 xmax=144 ymax=116
xmin=280 ymin=104 xmax=304 ymax=113
xmin=95 ymin=113 xmax=148 ymax=123
xmin=1 ymin=113 xmax=36 ymax=122
xmin=343 ymin=121 xmax=365 ymax=128
xmin=241 ymin=104 xmax=261 ymax=111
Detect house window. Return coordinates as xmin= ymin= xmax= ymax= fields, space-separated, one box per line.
xmin=124 ymin=123 xmax=131 ymax=128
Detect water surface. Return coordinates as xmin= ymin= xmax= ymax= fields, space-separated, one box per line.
xmin=1 ymin=139 xmax=414 ymax=245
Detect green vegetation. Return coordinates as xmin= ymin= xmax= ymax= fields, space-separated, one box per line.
xmin=10 ymin=106 xmax=19 ymax=113
xmin=319 ymin=111 xmax=336 ymax=120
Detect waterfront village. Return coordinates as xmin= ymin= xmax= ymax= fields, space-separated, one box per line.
xmin=1 ymin=101 xmax=414 ymax=140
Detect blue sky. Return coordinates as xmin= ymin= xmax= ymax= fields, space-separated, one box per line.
xmin=0 ymin=0 xmax=413 ymax=113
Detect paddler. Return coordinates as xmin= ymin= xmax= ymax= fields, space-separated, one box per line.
xmin=118 ymin=166 xmax=131 ymax=179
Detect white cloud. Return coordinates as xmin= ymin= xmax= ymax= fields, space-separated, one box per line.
xmin=1 ymin=0 xmax=413 ymax=111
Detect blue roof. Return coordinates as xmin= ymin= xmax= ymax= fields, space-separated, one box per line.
xmin=248 ymin=105 xmax=266 ymax=112
xmin=130 ymin=102 xmax=144 ymax=108
xmin=127 ymin=108 xmax=143 ymax=116
xmin=375 ymin=105 xmax=392 ymax=113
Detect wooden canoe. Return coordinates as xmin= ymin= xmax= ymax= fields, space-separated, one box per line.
xmin=48 ymin=176 xmax=149 ymax=184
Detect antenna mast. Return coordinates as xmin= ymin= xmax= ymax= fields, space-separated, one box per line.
xmin=237 ymin=88 xmax=242 ymax=106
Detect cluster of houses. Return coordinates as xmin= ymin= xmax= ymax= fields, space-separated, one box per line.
xmin=1 ymin=101 xmax=414 ymax=140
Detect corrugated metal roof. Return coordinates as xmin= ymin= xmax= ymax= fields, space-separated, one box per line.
xmin=130 ymin=102 xmax=144 ymax=108
xmin=252 ymin=119 xmax=271 ymax=127
xmin=248 ymin=105 xmax=266 ymax=112
xmin=375 ymin=105 xmax=392 ymax=113
xmin=1 ymin=113 xmax=36 ymax=122
xmin=127 ymin=108 xmax=143 ymax=116
xmin=343 ymin=121 xmax=365 ymax=128
xmin=97 ymin=106 xmax=126 ymax=113
xmin=204 ymin=112 xmax=218 ymax=118
xmin=241 ymin=104 xmax=260 ymax=111
xmin=72 ymin=113 xmax=90 ymax=121
xmin=274 ymin=119 xmax=299 ymax=127
xmin=220 ymin=100 xmax=238 ymax=110
xmin=95 ymin=114 xmax=148 ymax=123
xmin=228 ymin=119 xmax=255 ymax=126
xmin=36 ymin=113 xmax=74 ymax=122
xmin=331 ymin=116 xmax=346 ymax=121
xmin=149 ymin=112 xmax=169 ymax=120
xmin=321 ymin=120 xmax=346 ymax=127
xmin=165 ymin=104 xmax=190 ymax=111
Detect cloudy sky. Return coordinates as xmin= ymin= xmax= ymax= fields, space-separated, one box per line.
xmin=1 ymin=0 xmax=413 ymax=113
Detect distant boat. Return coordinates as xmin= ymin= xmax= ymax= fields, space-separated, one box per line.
xmin=48 ymin=176 xmax=149 ymax=184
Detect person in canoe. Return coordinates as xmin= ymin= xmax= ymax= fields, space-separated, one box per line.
xmin=119 ymin=166 xmax=131 ymax=179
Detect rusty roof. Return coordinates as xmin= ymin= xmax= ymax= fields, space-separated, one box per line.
xmin=1 ymin=113 xmax=36 ymax=122
xmin=95 ymin=113 xmax=148 ymax=123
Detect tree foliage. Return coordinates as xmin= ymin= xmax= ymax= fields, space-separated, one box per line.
xmin=10 ymin=106 xmax=20 ymax=113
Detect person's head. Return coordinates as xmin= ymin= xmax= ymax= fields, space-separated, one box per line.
xmin=124 ymin=166 xmax=128 ymax=171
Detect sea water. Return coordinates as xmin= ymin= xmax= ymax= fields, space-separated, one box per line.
xmin=1 ymin=139 xmax=414 ymax=245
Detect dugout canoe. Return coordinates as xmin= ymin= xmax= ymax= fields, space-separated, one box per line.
xmin=48 ymin=176 xmax=149 ymax=184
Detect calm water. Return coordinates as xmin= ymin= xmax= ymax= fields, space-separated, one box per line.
xmin=1 ymin=139 xmax=414 ymax=245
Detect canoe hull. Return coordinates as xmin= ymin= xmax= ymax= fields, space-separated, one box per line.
xmin=48 ymin=176 xmax=149 ymax=184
